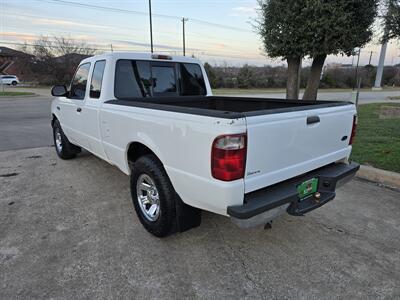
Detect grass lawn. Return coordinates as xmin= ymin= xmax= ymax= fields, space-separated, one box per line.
xmin=388 ymin=96 xmax=400 ymax=100
xmin=0 ymin=91 xmax=35 ymax=97
xmin=351 ymin=103 xmax=400 ymax=173
xmin=213 ymin=87 xmax=400 ymax=95
xmin=213 ymin=88 xmax=286 ymax=94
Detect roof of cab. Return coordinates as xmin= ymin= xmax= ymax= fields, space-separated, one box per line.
xmin=80 ymin=52 xmax=202 ymax=65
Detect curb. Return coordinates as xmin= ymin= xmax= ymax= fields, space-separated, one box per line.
xmin=356 ymin=165 xmax=400 ymax=189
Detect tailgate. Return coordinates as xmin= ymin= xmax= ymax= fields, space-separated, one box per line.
xmin=244 ymin=104 xmax=356 ymax=193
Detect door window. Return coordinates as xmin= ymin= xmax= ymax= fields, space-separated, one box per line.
xmin=69 ymin=63 xmax=91 ymax=100
xmin=90 ymin=60 xmax=106 ymax=99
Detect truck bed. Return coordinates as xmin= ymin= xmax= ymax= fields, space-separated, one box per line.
xmin=105 ymin=96 xmax=351 ymax=119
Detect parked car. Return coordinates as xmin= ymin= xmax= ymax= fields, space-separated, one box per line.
xmin=0 ymin=75 xmax=19 ymax=85
xmin=50 ymin=52 xmax=359 ymax=237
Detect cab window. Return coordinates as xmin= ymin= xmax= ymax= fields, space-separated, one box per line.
xmin=90 ymin=60 xmax=106 ymax=99
xmin=179 ymin=63 xmax=206 ymax=96
xmin=69 ymin=63 xmax=91 ymax=100
xmin=114 ymin=60 xmax=206 ymax=100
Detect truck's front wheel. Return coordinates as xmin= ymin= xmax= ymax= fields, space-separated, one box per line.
xmin=130 ymin=155 xmax=176 ymax=237
xmin=52 ymin=119 xmax=81 ymax=159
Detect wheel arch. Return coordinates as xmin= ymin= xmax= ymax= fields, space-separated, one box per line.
xmin=51 ymin=113 xmax=58 ymax=127
xmin=126 ymin=141 xmax=163 ymax=171
xmin=127 ymin=141 xmax=202 ymax=234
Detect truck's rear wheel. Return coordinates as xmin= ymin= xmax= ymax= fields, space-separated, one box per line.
xmin=130 ymin=155 xmax=176 ymax=237
xmin=52 ymin=119 xmax=81 ymax=159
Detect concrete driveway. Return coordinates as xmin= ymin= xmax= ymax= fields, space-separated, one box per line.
xmin=1 ymin=147 xmax=399 ymax=299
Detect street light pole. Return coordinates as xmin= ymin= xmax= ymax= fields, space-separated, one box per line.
xmin=148 ymin=0 xmax=154 ymax=53
xmin=373 ymin=41 xmax=388 ymax=90
xmin=182 ymin=18 xmax=188 ymax=56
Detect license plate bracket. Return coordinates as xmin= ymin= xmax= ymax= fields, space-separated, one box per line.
xmin=297 ymin=177 xmax=319 ymax=200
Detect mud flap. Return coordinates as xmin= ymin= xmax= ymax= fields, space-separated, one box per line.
xmin=174 ymin=194 xmax=202 ymax=233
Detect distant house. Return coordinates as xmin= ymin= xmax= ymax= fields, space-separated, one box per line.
xmin=0 ymin=47 xmax=34 ymax=79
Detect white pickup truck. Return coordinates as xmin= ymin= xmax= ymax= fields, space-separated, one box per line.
xmin=51 ymin=52 xmax=359 ymax=237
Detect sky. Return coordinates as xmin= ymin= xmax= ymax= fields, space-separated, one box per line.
xmin=0 ymin=0 xmax=399 ymax=66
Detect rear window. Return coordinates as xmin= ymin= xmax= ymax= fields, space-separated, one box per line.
xmin=152 ymin=65 xmax=177 ymax=95
xmin=114 ymin=60 xmax=206 ymax=99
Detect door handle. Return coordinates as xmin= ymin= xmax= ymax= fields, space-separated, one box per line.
xmin=77 ymin=107 xmax=82 ymax=112
xmin=307 ymin=116 xmax=320 ymax=125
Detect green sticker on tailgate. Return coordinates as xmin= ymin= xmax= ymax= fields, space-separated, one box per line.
xmin=297 ymin=178 xmax=319 ymax=199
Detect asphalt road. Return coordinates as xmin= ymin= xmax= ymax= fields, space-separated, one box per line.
xmin=0 ymin=96 xmax=53 ymax=151
xmin=0 ymin=89 xmax=398 ymax=152
xmin=1 ymin=147 xmax=399 ymax=299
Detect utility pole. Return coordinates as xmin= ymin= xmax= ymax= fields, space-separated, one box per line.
xmin=148 ymin=0 xmax=154 ymax=53
xmin=298 ymin=59 xmax=302 ymax=96
xmin=353 ymin=48 xmax=361 ymax=90
xmin=182 ymin=17 xmax=188 ymax=56
xmin=373 ymin=41 xmax=388 ymax=90
xmin=110 ymin=44 xmax=113 ymax=52
xmin=368 ymin=51 xmax=373 ymax=65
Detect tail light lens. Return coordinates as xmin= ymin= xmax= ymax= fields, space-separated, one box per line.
xmin=211 ymin=134 xmax=247 ymax=181
xmin=349 ymin=115 xmax=357 ymax=145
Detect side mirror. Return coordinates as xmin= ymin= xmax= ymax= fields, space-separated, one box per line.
xmin=51 ymin=85 xmax=68 ymax=97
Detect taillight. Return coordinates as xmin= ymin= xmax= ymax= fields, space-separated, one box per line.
xmin=211 ymin=134 xmax=247 ymax=181
xmin=349 ymin=115 xmax=357 ymax=145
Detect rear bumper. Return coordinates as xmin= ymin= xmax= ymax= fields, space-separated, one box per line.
xmin=227 ymin=162 xmax=360 ymax=228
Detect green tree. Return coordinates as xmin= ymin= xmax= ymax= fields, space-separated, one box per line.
xmin=255 ymin=0 xmax=306 ymax=99
xmin=237 ymin=64 xmax=255 ymax=88
xmin=255 ymin=0 xmax=378 ymax=100
xmin=302 ymin=0 xmax=378 ymax=100
xmin=383 ymin=0 xmax=400 ymax=41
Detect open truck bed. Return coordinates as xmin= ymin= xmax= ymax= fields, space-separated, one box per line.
xmin=105 ymin=95 xmax=356 ymax=193
xmin=105 ymin=96 xmax=351 ymax=118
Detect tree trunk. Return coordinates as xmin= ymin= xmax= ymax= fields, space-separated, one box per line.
xmin=286 ymin=56 xmax=301 ymax=99
xmin=302 ymin=54 xmax=327 ymax=101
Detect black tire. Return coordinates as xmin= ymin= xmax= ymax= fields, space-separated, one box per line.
xmin=11 ymin=81 xmax=17 ymax=86
xmin=52 ymin=119 xmax=81 ymax=159
xmin=131 ymin=155 xmax=176 ymax=237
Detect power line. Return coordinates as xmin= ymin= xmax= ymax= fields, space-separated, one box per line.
xmin=5 ymin=12 xmax=255 ymax=45
xmin=34 ymin=0 xmax=178 ymax=20
xmin=190 ymin=18 xmax=252 ymax=33
xmin=3 ymin=20 xmax=259 ymax=54
xmin=33 ymin=0 xmax=252 ymax=32
xmin=0 ymin=41 xmax=263 ymax=61
xmin=3 ymin=22 xmax=259 ymax=56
